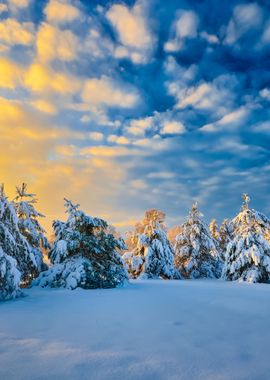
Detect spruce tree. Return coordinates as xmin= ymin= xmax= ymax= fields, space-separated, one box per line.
xmin=219 ymin=218 xmax=234 ymax=259
xmin=123 ymin=209 xmax=176 ymax=279
xmin=222 ymin=194 xmax=270 ymax=283
xmin=0 ymin=247 xmax=21 ymax=301
xmin=0 ymin=185 xmax=37 ymax=284
xmin=13 ymin=183 xmax=49 ymax=275
xmin=209 ymin=219 xmax=220 ymax=241
xmin=34 ymin=199 xmax=128 ymax=289
xmin=174 ymin=203 xmax=220 ymax=279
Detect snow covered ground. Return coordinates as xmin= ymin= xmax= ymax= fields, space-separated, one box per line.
xmin=0 ymin=280 xmax=270 ymax=380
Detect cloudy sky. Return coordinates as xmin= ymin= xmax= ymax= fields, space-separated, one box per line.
xmin=0 ymin=0 xmax=270 ymax=231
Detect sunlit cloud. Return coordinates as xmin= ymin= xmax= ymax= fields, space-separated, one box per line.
xmin=82 ymin=76 xmax=140 ymax=108
xmin=106 ymin=0 xmax=155 ymax=63
xmin=0 ymin=57 xmax=24 ymax=89
xmin=36 ymin=23 xmax=78 ymax=63
xmin=44 ymin=0 xmax=81 ymax=24
xmin=0 ymin=0 xmax=270 ymax=232
xmin=0 ymin=4 xmax=8 ymax=13
xmin=25 ymin=63 xmax=81 ymax=95
xmin=7 ymin=0 xmax=30 ymax=9
xmin=0 ymin=18 xmax=34 ymax=47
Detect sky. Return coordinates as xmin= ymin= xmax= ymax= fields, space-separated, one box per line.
xmin=0 ymin=0 xmax=270 ymax=232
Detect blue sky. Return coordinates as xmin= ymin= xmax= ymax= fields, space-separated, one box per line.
xmin=0 ymin=0 xmax=269 ymax=230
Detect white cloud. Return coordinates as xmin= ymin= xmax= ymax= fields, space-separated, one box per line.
xmin=164 ymin=10 xmax=198 ymax=52
xmin=161 ymin=121 xmax=185 ymax=135
xmin=200 ymin=31 xmax=219 ymax=44
xmin=167 ymin=74 xmax=237 ymax=119
xmin=106 ymin=0 xmax=154 ymax=63
xmin=82 ymin=76 xmax=139 ymax=109
xmin=147 ymin=171 xmax=175 ymax=179
xmin=126 ymin=116 xmax=154 ymax=136
xmin=201 ymin=107 xmax=249 ymax=132
xmin=44 ymin=0 xmax=80 ymax=24
xmin=262 ymin=23 xmax=270 ymax=43
xmin=260 ymin=88 xmax=270 ymax=101
xmin=225 ymin=3 xmax=262 ymax=45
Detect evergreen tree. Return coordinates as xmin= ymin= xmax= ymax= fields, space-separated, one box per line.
xmin=34 ymin=199 xmax=128 ymax=289
xmin=174 ymin=203 xmax=220 ymax=279
xmin=0 ymin=185 xmax=37 ymax=284
xmin=209 ymin=219 xmax=220 ymax=241
xmin=13 ymin=183 xmax=49 ymax=275
xmin=0 ymin=247 xmax=21 ymax=301
xmin=123 ymin=209 xmax=176 ymax=279
xmin=219 ymin=218 xmax=234 ymax=259
xmin=222 ymin=194 xmax=270 ymax=283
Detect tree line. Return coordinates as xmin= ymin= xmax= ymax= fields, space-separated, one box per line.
xmin=1 ymin=185 xmax=270 ymax=301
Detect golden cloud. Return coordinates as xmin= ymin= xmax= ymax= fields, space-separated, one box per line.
xmin=0 ymin=18 xmax=34 ymax=46
xmin=36 ymin=23 xmax=78 ymax=63
xmin=44 ymin=0 xmax=80 ymax=24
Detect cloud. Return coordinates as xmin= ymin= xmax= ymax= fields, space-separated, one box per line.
xmin=80 ymin=146 xmax=138 ymax=157
xmin=89 ymin=132 xmax=104 ymax=141
xmin=0 ymin=57 xmax=24 ymax=89
xmin=201 ymin=107 xmax=249 ymax=132
xmin=147 ymin=171 xmax=175 ymax=179
xmin=0 ymin=4 xmax=8 ymax=13
xmin=160 ymin=121 xmax=185 ymax=135
xmin=106 ymin=0 xmax=154 ymax=63
xmin=107 ymin=135 xmax=130 ymax=145
xmin=0 ymin=18 xmax=34 ymax=46
xmin=262 ymin=22 xmax=270 ymax=43
xmin=167 ymin=72 xmax=238 ymax=121
xmin=126 ymin=116 xmax=154 ymax=136
xmin=225 ymin=3 xmax=263 ymax=45
xmin=31 ymin=99 xmax=57 ymax=115
xmin=36 ymin=23 xmax=78 ymax=62
xmin=164 ymin=10 xmax=199 ymax=52
xmin=44 ymin=0 xmax=80 ymax=24
xmin=82 ymin=76 xmax=139 ymax=108
xmin=25 ymin=63 xmax=82 ymax=95
xmin=7 ymin=0 xmax=30 ymax=8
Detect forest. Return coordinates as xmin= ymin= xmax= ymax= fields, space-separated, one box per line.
xmin=1 ymin=183 xmax=270 ymax=301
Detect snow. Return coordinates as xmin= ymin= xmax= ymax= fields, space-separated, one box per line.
xmin=0 ymin=280 xmax=270 ymax=380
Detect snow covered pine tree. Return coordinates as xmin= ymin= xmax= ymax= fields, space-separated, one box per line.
xmin=34 ymin=199 xmax=127 ymax=289
xmin=218 ymin=218 xmax=234 ymax=260
xmin=222 ymin=194 xmax=270 ymax=283
xmin=174 ymin=203 xmax=220 ymax=279
xmin=123 ymin=209 xmax=176 ymax=279
xmin=0 ymin=247 xmax=21 ymax=301
xmin=13 ymin=183 xmax=49 ymax=277
xmin=0 ymin=185 xmax=38 ymax=286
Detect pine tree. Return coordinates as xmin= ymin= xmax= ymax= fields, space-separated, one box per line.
xmin=209 ymin=219 xmax=220 ymax=241
xmin=0 ymin=247 xmax=21 ymax=301
xmin=123 ymin=209 xmax=176 ymax=279
xmin=174 ymin=203 xmax=220 ymax=279
xmin=13 ymin=183 xmax=49 ymax=276
xmin=0 ymin=185 xmax=37 ymax=284
xmin=219 ymin=218 xmax=234 ymax=259
xmin=34 ymin=199 xmax=128 ymax=289
xmin=222 ymin=194 xmax=270 ymax=283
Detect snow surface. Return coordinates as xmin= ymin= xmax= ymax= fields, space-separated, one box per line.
xmin=0 ymin=280 xmax=270 ymax=380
